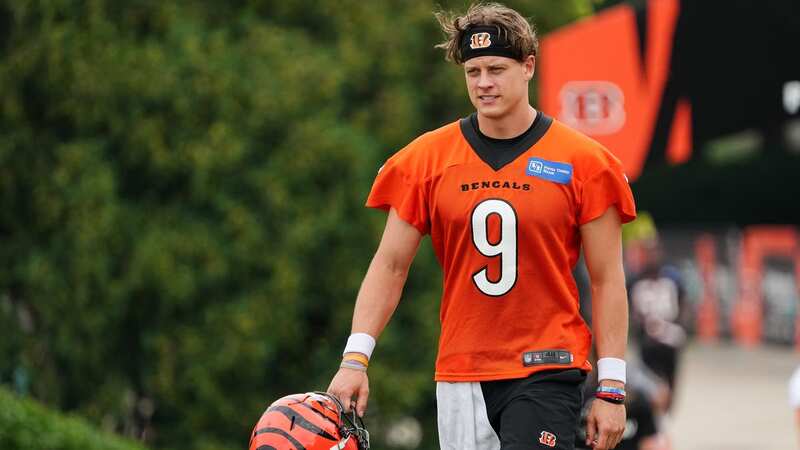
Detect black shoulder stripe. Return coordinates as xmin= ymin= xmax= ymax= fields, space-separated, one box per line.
xmin=265 ymin=405 xmax=337 ymax=441
xmin=254 ymin=427 xmax=306 ymax=450
xmin=296 ymin=402 xmax=340 ymax=428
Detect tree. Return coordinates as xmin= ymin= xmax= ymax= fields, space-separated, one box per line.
xmin=0 ymin=2 xmax=594 ymax=449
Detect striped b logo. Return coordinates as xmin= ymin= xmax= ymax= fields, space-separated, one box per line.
xmin=470 ymin=32 xmax=492 ymax=49
xmin=539 ymin=430 xmax=557 ymax=447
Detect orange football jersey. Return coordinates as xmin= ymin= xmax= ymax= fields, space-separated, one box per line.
xmin=367 ymin=113 xmax=636 ymax=382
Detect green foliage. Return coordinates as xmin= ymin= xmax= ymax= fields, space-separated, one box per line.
xmin=0 ymin=386 xmax=149 ymax=450
xmin=0 ymin=1 xmax=593 ymax=449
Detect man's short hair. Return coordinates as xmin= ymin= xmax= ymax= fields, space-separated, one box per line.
xmin=435 ymin=2 xmax=539 ymax=64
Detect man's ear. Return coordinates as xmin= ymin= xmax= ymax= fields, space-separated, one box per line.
xmin=525 ymin=55 xmax=536 ymax=81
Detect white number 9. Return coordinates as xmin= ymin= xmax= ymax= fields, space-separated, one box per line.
xmin=471 ymin=199 xmax=517 ymax=296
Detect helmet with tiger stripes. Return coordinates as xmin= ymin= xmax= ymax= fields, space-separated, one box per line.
xmin=249 ymin=392 xmax=370 ymax=450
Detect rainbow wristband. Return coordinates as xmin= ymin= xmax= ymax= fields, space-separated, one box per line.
xmin=595 ymin=386 xmax=626 ymax=405
xmin=596 ymin=386 xmax=626 ymax=396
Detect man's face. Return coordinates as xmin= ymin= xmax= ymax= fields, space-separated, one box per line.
xmin=464 ymin=55 xmax=534 ymax=120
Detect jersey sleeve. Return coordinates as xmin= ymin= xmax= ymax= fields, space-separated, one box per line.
xmin=365 ymin=158 xmax=430 ymax=235
xmin=789 ymin=366 xmax=800 ymax=408
xmin=578 ymin=154 xmax=636 ymax=225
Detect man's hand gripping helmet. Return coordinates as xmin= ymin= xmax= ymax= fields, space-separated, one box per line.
xmin=249 ymin=392 xmax=370 ymax=450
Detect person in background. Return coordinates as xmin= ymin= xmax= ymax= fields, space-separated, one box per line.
xmin=626 ymin=236 xmax=687 ymax=411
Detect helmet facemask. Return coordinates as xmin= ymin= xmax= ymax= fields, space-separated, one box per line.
xmin=316 ymin=392 xmax=370 ymax=450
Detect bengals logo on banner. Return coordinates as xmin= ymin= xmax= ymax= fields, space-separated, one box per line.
xmin=470 ymin=32 xmax=492 ymax=49
xmin=559 ymin=81 xmax=626 ymax=136
xmin=539 ymin=430 xmax=557 ymax=447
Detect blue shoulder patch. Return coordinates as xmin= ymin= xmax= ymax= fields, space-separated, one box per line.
xmin=525 ymin=158 xmax=573 ymax=184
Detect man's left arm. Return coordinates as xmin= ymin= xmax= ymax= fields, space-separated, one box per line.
xmin=581 ymin=207 xmax=628 ymax=450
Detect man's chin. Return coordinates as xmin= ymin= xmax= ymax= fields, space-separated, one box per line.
xmin=477 ymin=109 xmax=506 ymax=120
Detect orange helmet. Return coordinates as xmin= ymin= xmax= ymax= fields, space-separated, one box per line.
xmin=249 ymin=392 xmax=370 ymax=450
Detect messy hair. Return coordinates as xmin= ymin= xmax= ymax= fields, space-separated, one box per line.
xmin=434 ymin=2 xmax=539 ymax=64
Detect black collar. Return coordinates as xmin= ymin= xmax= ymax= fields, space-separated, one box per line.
xmin=459 ymin=111 xmax=553 ymax=171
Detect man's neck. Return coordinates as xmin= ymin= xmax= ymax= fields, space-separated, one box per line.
xmin=477 ymin=104 xmax=537 ymax=139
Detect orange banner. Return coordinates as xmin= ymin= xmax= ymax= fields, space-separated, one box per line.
xmin=538 ymin=0 xmax=690 ymax=181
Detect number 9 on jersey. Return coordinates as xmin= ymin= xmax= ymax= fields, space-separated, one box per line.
xmin=471 ymin=198 xmax=518 ymax=297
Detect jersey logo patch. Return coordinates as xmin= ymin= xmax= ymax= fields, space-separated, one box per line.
xmin=539 ymin=430 xmax=557 ymax=447
xmin=522 ymin=350 xmax=573 ymax=366
xmin=525 ymin=158 xmax=573 ymax=184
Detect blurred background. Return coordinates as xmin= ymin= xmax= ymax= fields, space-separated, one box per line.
xmin=0 ymin=1 xmax=798 ymax=449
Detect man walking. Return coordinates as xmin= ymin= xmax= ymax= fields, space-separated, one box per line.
xmin=329 ymin=3 xmax=636 ymax=449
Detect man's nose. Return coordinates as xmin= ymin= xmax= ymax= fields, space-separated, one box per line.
xmin=477 ymin=71 xmax=493 ymax=89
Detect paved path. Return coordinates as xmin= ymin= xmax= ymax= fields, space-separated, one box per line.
xmin=670 ymin=341 xmax=799 ymax=450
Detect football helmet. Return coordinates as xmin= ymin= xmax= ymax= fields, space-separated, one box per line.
xmin=249 ymin=392 xmax=370 ymax=450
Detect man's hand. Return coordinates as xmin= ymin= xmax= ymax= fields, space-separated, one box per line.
xmin=585 ymin=398 xmax=626 ymax=449
xmin=327 ymin=368 xmax=370 ymax=417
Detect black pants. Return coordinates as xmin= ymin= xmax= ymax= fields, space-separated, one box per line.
xmin=481 ymin=369 xmax=586 ymax=450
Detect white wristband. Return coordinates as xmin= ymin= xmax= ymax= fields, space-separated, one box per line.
xmin=597 ymin=357 xmax=626 ymax=384
xmin=343 ymin=333 xmax=376 ymax=360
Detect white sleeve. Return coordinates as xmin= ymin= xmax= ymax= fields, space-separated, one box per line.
xmin=789 ymin=366 xmax=800 ymax=408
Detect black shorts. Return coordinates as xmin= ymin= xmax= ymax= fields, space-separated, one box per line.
xmin=481 ymin=369 xmax=586 ymax=450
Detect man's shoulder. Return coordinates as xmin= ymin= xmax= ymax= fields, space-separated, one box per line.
xmin=546 ymin=119 xmax=613 ymax=159
xmin=404 ymin=119 xmax=463 ymax=153
xmin=544 ymin=118 xmax=625 ymax=180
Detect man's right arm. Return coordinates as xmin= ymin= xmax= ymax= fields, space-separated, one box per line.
xmin=327 ymin=207 xmax=422 ymax=417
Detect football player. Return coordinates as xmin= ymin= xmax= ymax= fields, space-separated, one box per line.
xmin=627 ymin=236 xmax=687 ymax=410
xmin=328 ymin=3 xmax=636 ymax=449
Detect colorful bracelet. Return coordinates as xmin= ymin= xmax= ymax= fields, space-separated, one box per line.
xmin=596 ymin=386 xmax=626 ymax=395
xmin=340 ymin=359 xmax=368 ymax=372
xmin=596 ymin=397 xmax=624 ymax=405
xmin=595 ymin=394 xmax=625 ymax=405
xmin=343 ymin=352 xmax=370 ymax=367
xmin=595 ymin=386 xmax=626 ymax=404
